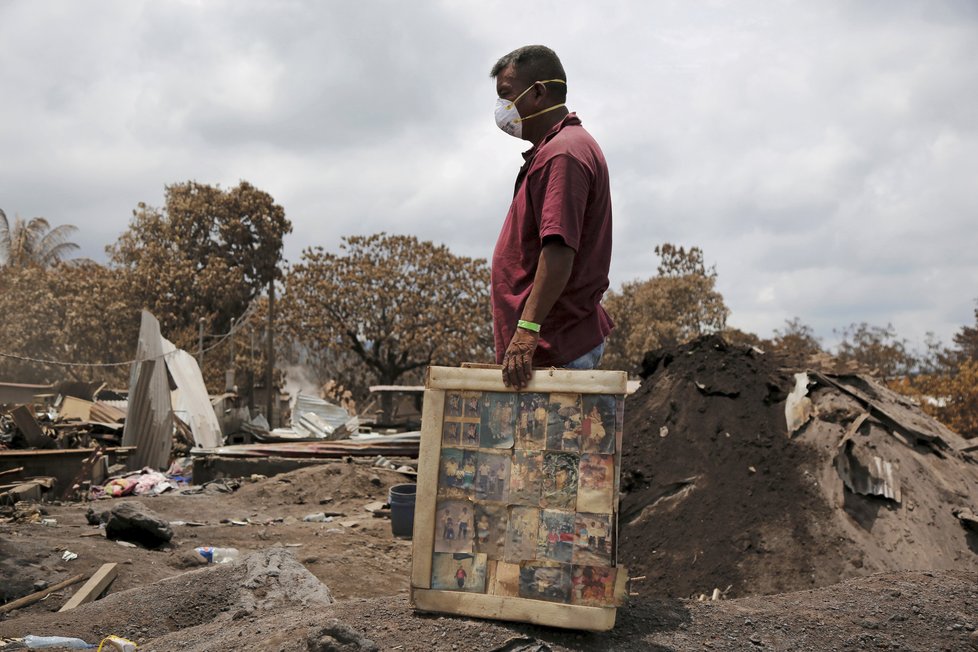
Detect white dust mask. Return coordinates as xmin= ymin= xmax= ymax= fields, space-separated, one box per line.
xmin=494 ymin=79 xmax=567 ymax=139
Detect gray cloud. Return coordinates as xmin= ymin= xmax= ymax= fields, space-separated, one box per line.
xmin=1 ymin=0 xmax=977 ymax=350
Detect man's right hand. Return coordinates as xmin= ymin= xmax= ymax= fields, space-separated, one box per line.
xmin=502 ymin=327 xmax=539 ymax=389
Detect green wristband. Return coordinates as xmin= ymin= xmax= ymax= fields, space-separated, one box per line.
xmin=517 ymin=319 xmax=541 ymax=333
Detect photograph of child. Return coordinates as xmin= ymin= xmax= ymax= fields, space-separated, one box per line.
xmin=488 ymin=560 xmax=521 ymax=597
xmin=573 ymin=513 xmax=613 ymax=566
xmin=580 ymin=394 xmax=617 ymax=454
xmin=434 ymin=500 xmax=474 ymax=554
xmin=437 ymin=448 xmax=477 ymax=498
xmin=541 ymin=452 xmax=579 ymax=509
xmin=463 ymin=393 xmax=482 ymax=420
xmin=577 ymin=453 xmax=614 ymax=513
xmin=545 ymin=393 xmax=583 ymax=451
xmin=445 ymin=392 xmax=464 ymax=418
xmin=536 ymin=509 xmax=576 ymax=563
xmin=475 ymin=450 xmax=511 ymax=502
xmin=518 ymin=562 xmax=572 ymax=603
xmin=460 ymin=422 xmax=479 ymax=448
xmin=442 ymin=421 xmax=461 ymax=447
xmin=504 ymin=506 xmax=540 ymax=563
xmin=479 ymin=392 xmax=516 ymax=448
xmin=570 ymin=565 xmax=616 ymax=606
xmin=508 ymin=450 xmax=544 ymax=504
xmin=474 ymin=502 xmax=508 ymax=559
xmin=430 ymin=552 xmax=488 ymax=593
xmin=516 ymin=392 xmax=548 ymax=449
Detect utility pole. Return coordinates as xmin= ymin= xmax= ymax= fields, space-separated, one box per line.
xmin=265 ymin=279 xmax=275 ymax=425
xmin=198 ymin=318 xmax=205 ymax=367
xmin=226 ymin=317 xmax=236 ymax=392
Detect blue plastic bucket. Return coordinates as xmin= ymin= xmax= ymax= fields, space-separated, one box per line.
xmin=388 ymin=483 xmax=417 ymax=538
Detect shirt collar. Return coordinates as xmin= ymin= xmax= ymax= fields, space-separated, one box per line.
xmin=521 ymin=112 xmax=582 ymax=161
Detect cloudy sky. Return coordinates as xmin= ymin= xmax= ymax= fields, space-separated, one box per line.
xmin=2 ymin=0 xmax=976 ymax=351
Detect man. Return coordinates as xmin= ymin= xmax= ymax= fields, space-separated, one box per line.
xmin=489 ymin=45 xmax=614 ymax=389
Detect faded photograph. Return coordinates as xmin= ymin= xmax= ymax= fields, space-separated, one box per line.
xmin=475 ymin=450 xmax=511 ymax=502
xmin=431 ymin=552 xmax=487 ymax=593
xmin=580 ymin=394 xmax=617 ymax=454
xmin=434 ymin=499 xmax=475 ymax=554
xmin=437 ymin=448 xmax=476 ymax=498
xmin=474 ymin=502 xmax=509 ymax=559
xmin=571 ymin=565 xmax=616 ymax=606
xmin=480 ymin=392 xmax=516 ymax=448
xmin=573 ymin=513 xmax=613 ymax=566
xmin=577 ymin=453 xmax=614 ymax=513
xmin=504 ymin=506 xmax=540 ymax=563
xmin=540 ymin=451 xmax=579 ymax=509
xmin=518 ymin=562 xmax=572 ymax=603
xmin=508 ymin=450 xmax=544 ymax=504
xmin=545 ymin=393 xmax=583 ymax=452
xmin=516 ymin=392 xmax=548 ymax=449
xmin=536 ymin=509 xmax=575 ymax=563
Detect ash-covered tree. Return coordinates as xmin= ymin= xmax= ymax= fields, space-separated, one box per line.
xmin=833 ymin=322 xmax=915 ymax=380
xmin=891 ymin=303 xmax=978 ymax=439
xmin=0 ymin=209 xmax=80 ymax=268
xmin=280 ymin=233 xmax=493 ymax=394
xmin=0 ymin=263 xmax=138 ymax=385
xmin=602 ymin=244 xmax=729 ymax=373
xmin=107 ymin=181 xmax=291 ymax=388
xmin=769 ymin=317 xmax=823 ymax=365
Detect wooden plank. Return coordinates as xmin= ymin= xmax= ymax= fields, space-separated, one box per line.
xmin=59 ymin=563 xmax=118 ymax=612
xmin=410 ymin=388 xmax=444 ymax=590
xmin=613 ymin=565 xmax=629 ymax=606
xmin=427 ymin=366 xmax=627 ymax=395
xmin=411 ymin=588 xmax=617 ymax=632
xmin=0 ymin=446 xmax=136 ymax=458
xmin=10 ymin=404 xmax=51 ymax=448
xmin=0 ymin=574 xmax=86 ymax=614
xmin=59 ymin=396 xmax=94 ymax=421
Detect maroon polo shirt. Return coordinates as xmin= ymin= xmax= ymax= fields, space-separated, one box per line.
xmin=491 ymin=112 xmax=614 ymax=367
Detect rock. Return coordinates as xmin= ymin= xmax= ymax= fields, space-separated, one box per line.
xmin=104 ymin=502 xmax=173 ymax=547
xmin=306 ymin=618 xmax=378 ymax=651
xmin=85 ymin=506 xmax=109 ymax=525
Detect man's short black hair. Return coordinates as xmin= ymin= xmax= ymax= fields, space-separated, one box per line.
xmin=490 ymin=45 xmax=567 ymax=102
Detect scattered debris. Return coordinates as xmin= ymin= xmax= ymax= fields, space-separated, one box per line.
xmin=0 ymin=574 xmax=86 ymax=615
xmin=953 ymin=508 xmax=978 ymax=533
xmin=785 ymin=372 xmax=815 ymax=434
xmin=58 ymin=563 xmax=119 ymax=612
xmin=101 ymin=502 xmax=173 ymax=548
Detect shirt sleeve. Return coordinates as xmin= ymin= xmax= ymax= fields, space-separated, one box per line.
xmin=529 ymin=153 xmax=591 ymax=252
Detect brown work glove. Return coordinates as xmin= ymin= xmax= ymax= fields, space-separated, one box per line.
xmin=502 ymin=327 xmax=539 ymax=389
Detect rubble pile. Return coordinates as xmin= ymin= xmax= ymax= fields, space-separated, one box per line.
xmin=618 ymin=335 xmax=978 ymax=599
xmin=0 ymin=392 xmax=126 ymax=452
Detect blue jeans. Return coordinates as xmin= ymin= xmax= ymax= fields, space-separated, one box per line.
xmin=563 ymin=341 xmax=605 ymax=370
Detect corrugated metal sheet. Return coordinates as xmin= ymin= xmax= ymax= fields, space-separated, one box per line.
xmin=122 ymin=311 xmax=173 ymax=470
xmin=166 ymin=349 xmax=223 ymax=449
xmin=291 ymin=393 xmax=358 ymax=440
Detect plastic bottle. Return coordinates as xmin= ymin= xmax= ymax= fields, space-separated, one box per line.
xmin=193 ymin=546 xmax=239 ymax=564
xmin=23 ymin=635 xmax=94 ymax=648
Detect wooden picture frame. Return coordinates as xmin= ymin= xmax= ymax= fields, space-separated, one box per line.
xmin=410 ymin=365 xmax=628 ymax=632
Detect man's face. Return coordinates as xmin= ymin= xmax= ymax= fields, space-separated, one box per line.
xmin=496 ymin=64 xmax=538 ymax=112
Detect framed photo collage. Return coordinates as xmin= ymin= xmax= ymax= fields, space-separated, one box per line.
xmin=410 ymin=366 xmax=628 ymax=631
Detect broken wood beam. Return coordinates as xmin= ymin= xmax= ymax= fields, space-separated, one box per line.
xmin=58 ymin=563 xmax=118 ymax=612
xmin=0 ymin=466 xmax=24 ymax=478
xmin=0 ymin=574 xmax=86 ymax=614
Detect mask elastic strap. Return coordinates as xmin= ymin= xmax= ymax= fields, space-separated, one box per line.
xmin=503 ymin=79 xmax=567 ymax=111
xmin=515 ymin=103 xmax=567 ymax=123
